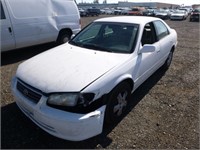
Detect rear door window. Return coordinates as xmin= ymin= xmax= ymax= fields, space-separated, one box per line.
xmin=153 ymin=20 xmax=169 ymax=40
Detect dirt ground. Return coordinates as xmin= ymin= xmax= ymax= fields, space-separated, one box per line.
xmin=1 ymin=15 xmax=199 ymax=149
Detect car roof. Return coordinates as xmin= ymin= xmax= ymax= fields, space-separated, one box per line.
xmin=94 ymin=16 xmax=161 ymax=25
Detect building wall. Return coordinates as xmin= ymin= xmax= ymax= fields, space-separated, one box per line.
xmin=118 ymin=2 xmax=179 ymax=9
xmin=78 ymin=2 xmax=179 ymax=9
xmin=192 ymin=4 xmax=200 ymax=9
xmin=78 ymin=3 xmax=117 ymax=9
xmin=156 ymin=3 xmax=179 ymax=9
xmin=118 ymin=2 xmax=156 ymax=8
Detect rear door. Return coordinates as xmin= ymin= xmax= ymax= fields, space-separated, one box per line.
xmin=0 ymin=0 xmax=15 ymax=52
xmin=153 ymin=20 xmax=173 ymax=65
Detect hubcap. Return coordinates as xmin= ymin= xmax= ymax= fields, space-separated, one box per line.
xmin=113 ymin=91 xmax=128 ymax=116
xmin=167 ymin=52 xmax=172 ymax=66
xmin=63 ymin=37 xmax=69 ymax=43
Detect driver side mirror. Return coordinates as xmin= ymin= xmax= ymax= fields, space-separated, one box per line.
xmin=140 ymin=44 xmax=156 ymax=53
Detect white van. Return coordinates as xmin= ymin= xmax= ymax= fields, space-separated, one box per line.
xmin=0 ymin=0 xmax=81 ymax=52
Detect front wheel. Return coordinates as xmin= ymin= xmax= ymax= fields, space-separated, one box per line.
xmin=105 ymin=82 xmax=131 ymax=124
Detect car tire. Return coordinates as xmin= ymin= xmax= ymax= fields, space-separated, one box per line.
xmin=162 ymin=50 xmax=174 ymax=70
xmin=105 ymin=82 xmax=131 ymax=124
xmin=57 ymin=31 xmax=71 ymax=44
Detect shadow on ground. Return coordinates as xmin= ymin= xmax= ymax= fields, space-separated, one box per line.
xmin=1 ymin=42 xmax=57 ymax=66
xmin=1 ymin=67 xmax=167 ymax=149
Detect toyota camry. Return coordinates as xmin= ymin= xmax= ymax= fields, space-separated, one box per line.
xmin=11 ymin=16 xmax=177 ymax=141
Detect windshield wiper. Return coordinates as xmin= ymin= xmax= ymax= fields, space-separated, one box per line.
xmin=82 ymin=43 xmax=113 ymax=52
xmin=69 ymin=41 xmax=82 ymax=47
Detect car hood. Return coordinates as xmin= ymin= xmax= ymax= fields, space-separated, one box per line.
xmin=16 ymin=44 xmax=130 ymax=93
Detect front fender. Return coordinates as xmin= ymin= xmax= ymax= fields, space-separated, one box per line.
xmin=82 ymin=73 xmax=134 ymax=103
xmin=82 ymin=55 xmax=137 ymax=102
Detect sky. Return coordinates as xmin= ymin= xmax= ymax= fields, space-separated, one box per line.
xmin=76 ymin=0 xmax=199 ymax=6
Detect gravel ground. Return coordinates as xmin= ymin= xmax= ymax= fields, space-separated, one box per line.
xmin=1 ymin=15 xmax=199 ymax=149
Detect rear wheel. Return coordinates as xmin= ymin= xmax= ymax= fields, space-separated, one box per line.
xmin=57 ymin=31 xmax=72 ymax=44
xmin=162 ymin=50 xmax=174 ymax=70
xmin=105 ymin=82 xmax=131 ymax=124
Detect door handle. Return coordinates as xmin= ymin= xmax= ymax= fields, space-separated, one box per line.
xmin=8 ymin=27 xmax=12 ymax=33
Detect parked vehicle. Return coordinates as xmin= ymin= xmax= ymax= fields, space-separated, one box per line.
xmin=143 ymin=9 xmax=155 ymax=16
xmin=168 ymin=9 xmax=175 ymax=16
xmin=79 ymin=8 xmax=87 ymax=17
xmin=100 ymin=9 xmax=106 ymax=14
xmin=0 ymin=0 xmax=81 ymax=52
xmin=104 ymin=8 xmax=114 ymax=15
xmin=170 ymin=10 xmax=187 ymax=20
xmin=128 ymin=7 xmax=145 ymax=16
xmin=190 ymin=8 xmax=200 ymax=22
xmin=121 ymin=7 xmax=131 ymax=15
xmin=12 ymin=16 xmax=177 ymax=141
xmin=178 ymin=8 xmax=189 ymax=17
xmin=114 ymin=8 xmax=122 ymax=15
xmin=154 ymin=9 xmax=170 ymax=20
xmin=85 ymin=7 xmax=100 ymax=16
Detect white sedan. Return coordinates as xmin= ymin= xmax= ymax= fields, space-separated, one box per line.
xmin=11 ymin=16 xmax=177 ymax=141
xmin=170 ymin=10 xmax=187 ymax=20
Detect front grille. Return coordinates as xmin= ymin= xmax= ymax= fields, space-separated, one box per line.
xmin=17 ymin=81 xmax=42 ymax=103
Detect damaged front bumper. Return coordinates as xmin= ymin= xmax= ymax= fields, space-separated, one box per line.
xmin=11 ymin=77 xmax=105 ymax=141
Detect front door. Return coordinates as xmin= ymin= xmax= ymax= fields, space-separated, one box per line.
xmin=133 ymin=22 xmax=161 ymax=89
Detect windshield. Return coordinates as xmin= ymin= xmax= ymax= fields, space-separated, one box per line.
xmin=156 ymin=10 xmax=167 ymax=13
xmin=69 ymin=22 xmax=139 ymax=53
xmin=132 ymin=8 xmax=139 ymax=11
xmin=194 ymin=9 xmax=200 ymax=12
xmin=173 ymin=11 xmax=185 ymax=14
xmin=157 ymin=10 xmax=167 ymax=13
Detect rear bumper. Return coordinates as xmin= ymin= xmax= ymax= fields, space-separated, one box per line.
xmin=190 ymin=15 xmax=199 ymax=21
xmin=11 ymin=77 xmax=105 ymax=141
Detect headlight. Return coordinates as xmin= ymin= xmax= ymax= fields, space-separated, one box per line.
xmin=47 ymin=93 xmax=95 ymax=107
xmin=47 ymin=93 xmax=79 ymax=107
